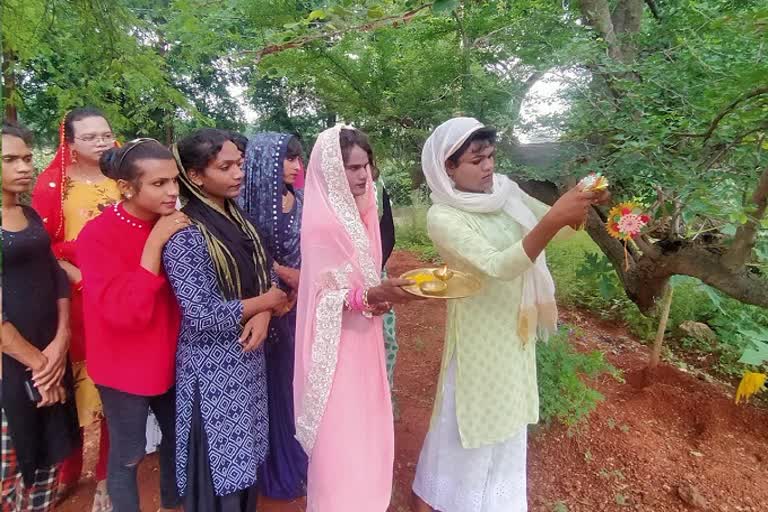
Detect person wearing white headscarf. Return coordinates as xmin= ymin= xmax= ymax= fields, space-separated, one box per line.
xmin=411 ymin=117 xmax=607 ymax=512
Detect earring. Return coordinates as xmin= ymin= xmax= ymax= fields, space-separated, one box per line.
xmin=125 ymin=192 xmax=133 ymax=200
xmin=71 ymin=151 xmax=78 ymax=164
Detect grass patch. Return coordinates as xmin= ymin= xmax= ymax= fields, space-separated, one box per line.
xmin=394 ymin=207 xmax=440 ymax=263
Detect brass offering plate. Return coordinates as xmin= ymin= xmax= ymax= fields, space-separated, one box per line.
xmin=400 ymin=267 xmax=482 ymax=299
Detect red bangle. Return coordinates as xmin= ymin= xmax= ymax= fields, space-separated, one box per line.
xmin=74 ymin=280 xmax=83 ymax=292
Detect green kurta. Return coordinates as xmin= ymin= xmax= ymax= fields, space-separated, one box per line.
xmin=427 ymin=191 xmax=571 ymax=449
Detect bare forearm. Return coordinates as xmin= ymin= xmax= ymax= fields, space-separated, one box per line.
xmin=522 ymin=213 xmax=563 ymax=262
xmin=2 ymin=322 xmax=46 ymax=371
xmin=55 ymin=298 xmax=71 ymax=344
xmin=242 ymin=294 xmax=276 ymax=320
xmin=140 ymin=239 xmax=164 ymax=275
xmin=58 ymin=260 xmax=82 ymax=284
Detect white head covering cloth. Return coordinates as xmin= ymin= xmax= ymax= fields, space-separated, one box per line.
xmin=421 ymin=117 xmax=557 ymax=342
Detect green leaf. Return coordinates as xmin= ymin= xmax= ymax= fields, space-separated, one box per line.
xmin=739 ymin=340 xmax=768 ymax=366
xmin=697 ymin=284 xmax=725 ymax=312
xmin=308 ymin=9 xmax=326 ymax=21
xmin=737 ymin=329 xmax=768 ymax=343
xmin=432 ymin=0 xmax=459 ymax=14
xmin=367 ymin=6 xmax=385 ymax=19
xmin=598 ymin=277 xmax=615 ymax=300
xmin=330 ymin=6 xmax=354 ymax=17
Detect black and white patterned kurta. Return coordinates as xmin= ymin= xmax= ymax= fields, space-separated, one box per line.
xmin=163 ymin=226 xmax=268 ymax=496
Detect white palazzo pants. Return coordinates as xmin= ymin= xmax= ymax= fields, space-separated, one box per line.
xmin=413 ymin=358 xmax=528 ymax=512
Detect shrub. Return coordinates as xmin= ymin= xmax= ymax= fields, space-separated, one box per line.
xmin=537 ymin=326 xmax=620 ymax=427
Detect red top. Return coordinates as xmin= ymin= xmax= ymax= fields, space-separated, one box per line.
xmin=77 ymin=203 xmax=179 ymax=396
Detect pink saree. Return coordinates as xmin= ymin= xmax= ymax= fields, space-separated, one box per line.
xmin=293 ymin=126 xmax=393 ymax=511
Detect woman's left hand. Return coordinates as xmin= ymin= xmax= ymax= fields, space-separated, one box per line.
xmin=33 ymin=333 xmax=69 ymax=390
xmin=368 ymin=278 xmax=424 ymax=305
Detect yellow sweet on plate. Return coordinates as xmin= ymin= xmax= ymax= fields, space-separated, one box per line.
xmin=408 ymin=272 xmax=437 ymax=284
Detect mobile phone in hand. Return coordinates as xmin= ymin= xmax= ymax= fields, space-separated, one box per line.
xmin=24 ymin=379 xmax=42 ymax=403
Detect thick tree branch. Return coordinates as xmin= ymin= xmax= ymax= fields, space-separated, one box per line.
xmin=632 ymin=242 xmax=768 ymax=311
xmin=245 ymin=4 xmax=433 ymax=61
xmin=519 ymin=178 xmax=768 ymax=313
xmin=723 ymin=166 xmax=768 ymax=270
xmin=611 ymin=0 xmax=644 ymax=36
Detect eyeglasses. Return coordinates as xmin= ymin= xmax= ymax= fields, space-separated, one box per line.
xmin=75 ymin=133 xmax=115 ymax=143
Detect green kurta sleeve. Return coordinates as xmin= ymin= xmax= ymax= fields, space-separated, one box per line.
xmin=426 ymin=206 xmax=534 ymax=281
xmin=520 ymin=190 xmax=577 ymax=242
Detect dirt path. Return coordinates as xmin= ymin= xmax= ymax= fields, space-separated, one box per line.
xmin=59 ymin=251 xmax=768 ymax=511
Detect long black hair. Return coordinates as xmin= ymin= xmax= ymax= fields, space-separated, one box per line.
xmin=174 ymin=129 xmax=271 ymax=300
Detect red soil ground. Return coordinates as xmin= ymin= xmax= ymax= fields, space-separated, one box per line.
xmin=59 ymin=251 xmax=768 ymax=512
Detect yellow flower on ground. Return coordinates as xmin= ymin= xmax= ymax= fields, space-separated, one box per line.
xmin=734 ymin=372 xmax=767 ymax=404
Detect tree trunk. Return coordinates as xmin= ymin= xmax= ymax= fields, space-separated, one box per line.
xmin=165 ymin=119 xmax=174 ymax=146
xmin=522 ymin=0 xmax=768 ymax=316
xmin=580 ymin=0 xmax=623 ymax=60
xmin=2 ymin=49 xmax=18 ymax=122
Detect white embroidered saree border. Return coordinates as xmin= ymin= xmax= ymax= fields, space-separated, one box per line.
xmin=295 ymin=287 xmax=347 ymax=454
xmin=294 ymin=125 xmax=381 ymax=456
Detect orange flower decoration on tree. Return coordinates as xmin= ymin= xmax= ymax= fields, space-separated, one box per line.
xmin=606 ymin=201 xmax=651 ymax=269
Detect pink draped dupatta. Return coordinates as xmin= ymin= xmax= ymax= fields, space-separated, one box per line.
xmin=293 ymin=125 xmax=393 ymax=511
